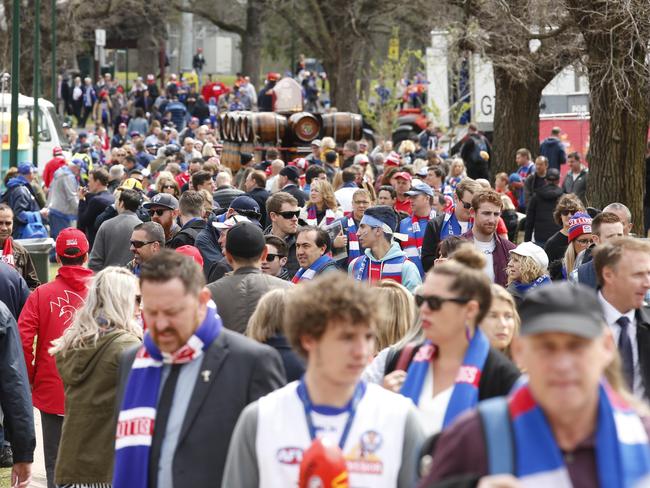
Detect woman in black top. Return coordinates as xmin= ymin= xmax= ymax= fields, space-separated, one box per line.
xmin=544 ymin=193 xmax=585 ymax=265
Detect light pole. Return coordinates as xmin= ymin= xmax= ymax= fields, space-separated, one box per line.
xmin=51 ymin=0 xmax=56 ymax=102
xmin=33 ymin=0 xmax=41 ymax=167
xmin=9 ymin=0 xmax=20 ymax=168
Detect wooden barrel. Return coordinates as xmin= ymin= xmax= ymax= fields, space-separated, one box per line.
xmin=221 ymin=141 xmax=241 ymax=172
xmin=221 ymin=113 xmax=233 ymax=140
xmin=237 ymin=112 xmax=254 ymax=143
xmin=218 ymin=113 xmax=227 ymax=140
xmin=252 ymin=113 xmax=288 ymax=144
xmin=321 ymin=113 xmax=362 ymax=142
xmin=229 ymin=112 xmax=243 ymax=142
xmin=288 ymin=112 xmax=321 ymax=142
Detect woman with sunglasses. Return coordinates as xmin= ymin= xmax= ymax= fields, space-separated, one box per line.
xmin=549 ymin=211 xmax=593 ymax=281
xmin=382 ymin=249 xmax=520 ymax=436
xmin=49 ymin=267 xmax=142 ymax=488
xmin=154 ymin=173 xmax=181 ymax=199
xmin=544 ymin=194 xmax=585 ymax=264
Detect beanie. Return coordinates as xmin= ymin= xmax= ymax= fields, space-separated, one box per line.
xmin=568 ymin=212 xmax=593 ymax=242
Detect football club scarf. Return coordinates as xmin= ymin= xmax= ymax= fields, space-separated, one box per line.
xmin=509 ymin=381 xmax=650 ymax=487
xmin=306 ymin=205 xmax=336 ymax=226
xmin=113 ymin=306 xmax=223 ymax=488
xmin=399 ymin=328 xmax=490 ymax=428
xmin=440 ymin=211 xmax=472 ymax=238
xmin=351 ymin=253 xmax=406 ymax=284
xmin=292 ymin=254 xmax=334 ymax=283
xmin=345 ymin=218 xmax=361 ymax=263
xmin=399 ymin=214 xmax=429 ymax=277
xmin=1 ymin=237 xmax=14 ymax=266
xmin=511 ymin=274 xmax=551 ymax=295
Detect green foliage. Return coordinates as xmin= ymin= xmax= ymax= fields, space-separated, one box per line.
xmin=358 ymin=44 xmax=427 ymax=141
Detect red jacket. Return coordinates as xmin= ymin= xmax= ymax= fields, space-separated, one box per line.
xmin=42 ymin=156 xmax=67 ymax=188
xmin=18 ymin=265 xmax=93 ymax=414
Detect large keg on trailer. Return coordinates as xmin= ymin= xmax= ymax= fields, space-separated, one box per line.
xmin=229 ymin=112 xmax=243 ymax=142
xmin=218 ymin=113 xmax=227 ymax=140
xmin=237 ymin=112 xmax=254 ymax=143
xmin=221 ymin=113 xmax=233 ymax=140
xmin=239 ymin=142 xmax=255 ymax=163
xmin=252 ymin=113 xmax=288 ymax=144
xmin=221 ymin=141 xmax=241 ymax=173
xmin=321 ymin=113 xmax=362 ymax=142
xmin=288 ymin=112 xmax=321 ymax=143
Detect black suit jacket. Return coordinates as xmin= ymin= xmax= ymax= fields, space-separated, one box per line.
xmin=116 ymin=328 xmax=286 ymax=487
xmin=635 ymin=306 xmax=650 ymax=396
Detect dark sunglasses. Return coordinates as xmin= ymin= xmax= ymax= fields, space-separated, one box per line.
xmin=460 ymin=201 xmax=472 ymax=210
xmin=130 ymin=240 xmax=156 ymax=249
xmin=415 ymin=293 xmax=470 ymax=310
xmin=575 ymin=238 xmax=593 ymax=245
xmin=561 ymin=210 xmax=578 ymax=216
xmin=278 ymin=210 xmax=300 ymax=219
xmin=135 ymin=294 xmax=142 ymax=305
xmin=265 ymin=253 xmax=285 ymax=262
xmin=162 ymin=184 xmax=176 ymax=190
xmin=148 ymin=208 xmax=170 ymax=217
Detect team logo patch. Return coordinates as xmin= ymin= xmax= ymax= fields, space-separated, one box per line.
xmin=344 ymin=430 xmax=384 ymax=475
xmin=277 ymin=446 xmax=303 ymax=465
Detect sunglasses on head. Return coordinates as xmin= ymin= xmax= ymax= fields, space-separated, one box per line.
xmin=130 ymin=240 xmax=156 ymax=249
xmin=265 ymin=253 xmax=285 ymax=262
xmin=414 ymin=293 xmax=470 ymax=310
xmin=278 ymin=210 xmax=300 ymax=219
xmin=149 ymin=208 xmax=169 ymax=217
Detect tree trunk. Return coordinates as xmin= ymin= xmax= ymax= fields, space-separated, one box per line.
xmin=324 ymin=44 xmax=361 ymax=112
xmin=137 ymin=24 xmax=160 ymax=77
xmin=491 ymin=66 xmax=544 ymax=178
xmin=586 ymin=76 xmax=648 ymax=230
xmin=241 ymin=0 xmax=263 ymax=88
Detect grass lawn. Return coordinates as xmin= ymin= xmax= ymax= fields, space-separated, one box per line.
xmin=0 ymin=468 xmax=10 ymax=487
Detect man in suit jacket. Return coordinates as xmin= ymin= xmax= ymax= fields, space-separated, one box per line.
xmin=114 ymin=250 xmax=286 ymax=488
xmin=593 ymin=237 xmax=650 ymax=402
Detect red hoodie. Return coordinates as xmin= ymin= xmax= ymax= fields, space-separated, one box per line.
xmin=18 ymin=265 xmax=94 ymax=414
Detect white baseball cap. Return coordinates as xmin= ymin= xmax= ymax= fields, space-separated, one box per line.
xmin=510 ymin=241 xmax=549 ymax=270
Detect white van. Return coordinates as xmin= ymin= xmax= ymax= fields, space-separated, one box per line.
xmin=0 ymin=93 xmax=70 ymax=174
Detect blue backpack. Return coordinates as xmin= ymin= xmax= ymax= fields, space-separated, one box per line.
xmin=19 ymin=211 xmax=48 ymax=239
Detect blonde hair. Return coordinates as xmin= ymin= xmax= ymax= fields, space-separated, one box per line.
xmin=450 ymin=158 xmax=466 ymax=177
xmin=246 ymin=289 xmax=286 ymax=343
xmin=307 ymin=179 xmax=338 ymax=211
xmin=488 ymin=284 xmax=521 ymax=358
xmin=508 ymin=253 xmax=546 ymax=285
xmin=605 ymin=352 xmax=650 ymax=416
xmin=398 ymin=140 xmax=416 ymax=155
xmin=49 ymin=267 xmax=142 ymax=356
xmin=501 ymin=194 xmax=515 ymax=211
xmin=373 ymin=280 xmax=416 ymax=351
xmin=321 ymin=137 xmax=336 ymax=150
xmin=563 ymin=240 xmax=579 ymax=276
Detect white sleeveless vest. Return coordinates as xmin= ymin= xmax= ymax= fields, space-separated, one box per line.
xmin=255 ymin=381 xmax=411 ymax=488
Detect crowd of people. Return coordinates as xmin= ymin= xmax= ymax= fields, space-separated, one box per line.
xmin=2 ymin=68 xmax=650 ymax=488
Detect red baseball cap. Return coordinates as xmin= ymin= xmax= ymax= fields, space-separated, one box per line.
xmin=55 ymin=228 xmax=89 ymax=258
xmin=175 ymin=245 xmax=204 ymax=267
xmin=394 ymin=171 xmax=412 ymax=181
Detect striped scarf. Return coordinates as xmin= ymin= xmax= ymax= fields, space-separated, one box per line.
xmin=510 ymin=381 xmax=650 ymax=487
xmin=440 ymin=211 xmax=471 ymax=238
xmin=292 ymin=254 xmax=334 ymax=283
xmin=399 ymin=329 xmax=490 ymax=428
xmin=351 ymin=254 xmax=407 ymax=284
xmin=399 ymin=214 xmax=429 ymax=277
xmin=344 ymin=217 xmax=361 ymax=263
xmin=113 ymin=306 xmax=223 ymax=488
xmin=306 ymin=205 xmax=336 ymax=227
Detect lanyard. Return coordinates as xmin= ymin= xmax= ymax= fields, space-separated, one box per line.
xmin=296 ymin=379 xmax=366 ymax=450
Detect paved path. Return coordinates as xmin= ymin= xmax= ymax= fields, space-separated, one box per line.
xmin=30 ymin=409 xmax=47 ymax=488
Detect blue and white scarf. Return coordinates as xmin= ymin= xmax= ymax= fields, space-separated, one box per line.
xmin=113 ymin=306 xmax=223 ymax=488
xmin=399 ymin=328 xmax=490 ymax=428
xmin=440 ymin=211 xmax=471 ymax=239
xmin=292 ymin=254 xmax=334 ymax=283
xmin=511 ymin=274 xmax=551 ymax=295
xmin=510 ymin=381 xmax=650 ymax=487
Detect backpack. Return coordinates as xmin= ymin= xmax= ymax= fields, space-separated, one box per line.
xmin=478 ymin=397 xmax=515 ymax=475
xmin=19 ymin=212 xmax=48 ymax=239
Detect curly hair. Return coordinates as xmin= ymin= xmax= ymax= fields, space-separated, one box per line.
xmin=553 ymin=193 xmax=585 ymax=226
xmin=284 ymin=272 xmax=381 ymax=358
xmin=507 ymin=253 xmax=546 ymax=285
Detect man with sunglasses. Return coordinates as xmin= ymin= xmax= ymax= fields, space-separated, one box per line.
xmin=262 ymin=235 xmax=290 ymax=281
xmin=126 ymin=222 xmax=165 ymax=276
xmin=143 ymin=193 xmax=181 ymax=245
xmin=421 ymin=178 xmax=482 ymax=272
xmin=207 ymin=222 xmax=291 ymax=333
xmin=266 ymin=192 xmax=301 ymax=278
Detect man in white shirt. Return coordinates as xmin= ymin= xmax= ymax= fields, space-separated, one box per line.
xmin=222 ymin=273 xmax=424 ymax=488
xmin=593 ymin=236 xmax=650 ymax=401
